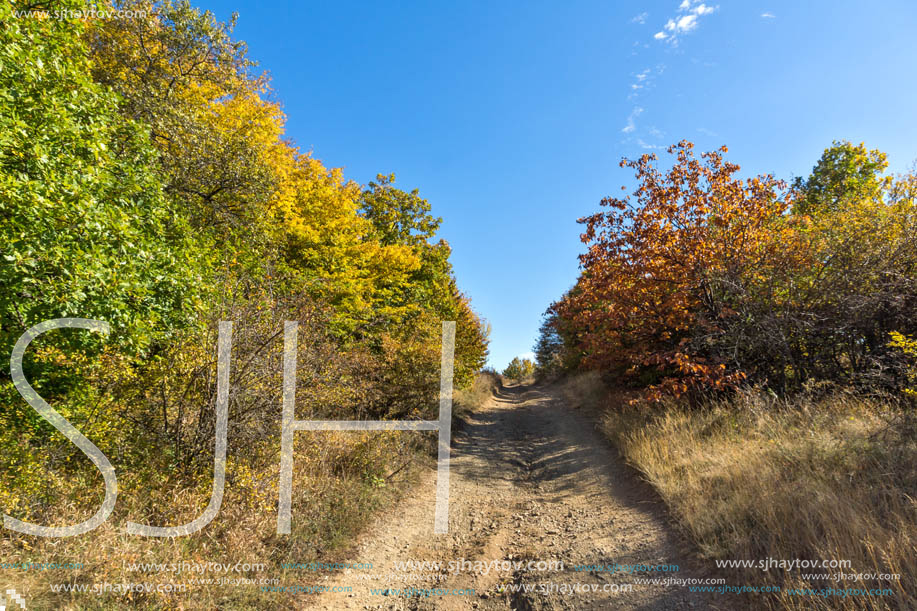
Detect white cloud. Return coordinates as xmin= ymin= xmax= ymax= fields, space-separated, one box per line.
xmin=628 ymin=68 xmax=651 ymax=96
xmin=631 ymin=12 xmax=648 ymax=24
xmin=517 ymin=351 xmax=536 ymax=361
xmin=761 ymin=11 xmax=776 ymax=18
xmin=622 ymin=106 xmax=643 ymax=134
xmin=666 ymin=14 xmax=699 ymax=33
xmin=653 ymin=0 xmax=718 ymax=44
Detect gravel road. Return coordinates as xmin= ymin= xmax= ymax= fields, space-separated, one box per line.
xmin=307 ymin=382 xmax=723 ymax=610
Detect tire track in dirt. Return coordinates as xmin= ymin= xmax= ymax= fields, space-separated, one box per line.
xmin=305 ymin=382 xmax=722 ymax=610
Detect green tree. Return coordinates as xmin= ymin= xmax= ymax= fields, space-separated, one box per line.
xmin=503 ymin=357 xmax=534 ymax=381
xmin=0 ymin=0 xmax=207 ymax=366
xmin=533 ymin=312 xmax=566 ymax=377
xmin=0 ymin=0 xmax=211 ymax=512
xmin=792 ymin=140 xmax=889 ymax=217
xmin=88 ymin=0 xmax=274 ymax=236
xmin=358 ymin=174 xmax=454 ymax=324
xmin=358 ymin=175 xmax=489 ymax=386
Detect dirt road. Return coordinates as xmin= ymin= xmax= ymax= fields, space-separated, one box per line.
xmin=307 ymin=383 xmax=717 ymax=610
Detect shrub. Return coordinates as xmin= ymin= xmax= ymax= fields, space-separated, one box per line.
xmin=550 ymin=140 xmax=917 ymax=401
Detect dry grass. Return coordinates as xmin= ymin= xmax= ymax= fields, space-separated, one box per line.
xmin=1 ymin=370 xmax=501 ymax=609
xmin=558 ymin=371 xmax=607 ymax=411
xmin=602 ymin=388 xmax=917 ymax=610
xmin=454 ymin=369 xmax=501 ymax=418
xmin=0 ymin=432 xmax=427 ymax=609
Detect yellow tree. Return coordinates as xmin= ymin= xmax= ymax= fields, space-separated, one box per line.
xmin=89 ymin=1 xmax=425 ymax=334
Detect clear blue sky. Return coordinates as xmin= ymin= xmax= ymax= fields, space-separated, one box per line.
xmin=199 ymin=0 xmax=917 ymax=369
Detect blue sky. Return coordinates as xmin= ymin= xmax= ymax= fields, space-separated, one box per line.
xmin=199 ymin=0 xmax=917 ymax=369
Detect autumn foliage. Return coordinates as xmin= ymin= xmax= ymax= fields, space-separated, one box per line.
xmin=545 ymin=140 xmax=917 ymax=402
xmin=0 ymin=1 xmax=489 ymax=593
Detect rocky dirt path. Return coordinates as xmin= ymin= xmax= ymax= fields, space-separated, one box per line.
xmin=306 ymin=383 xmax=720 ymax=610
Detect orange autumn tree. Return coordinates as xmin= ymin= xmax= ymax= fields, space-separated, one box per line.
xmin=554 ymin=141 xmax=806 ymax=400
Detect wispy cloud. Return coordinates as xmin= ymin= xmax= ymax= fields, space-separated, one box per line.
xmin=637 ymin=138 xmax=664 ymax=150
xmin=654 ymin=1 xmax=718 ymax=43
xmin=761 ymin=12 xmax=776 ymax=18
xmin=631 ymin=126 xmax=666 ymax=150
xmin=622 ymin=106 xmax=644 ymax=134
xmin=697 ymin=127 xmax=719 ymax=137
xmin=628 ymin=68 xmax=653 ymax=95
xmin=621 ymin=3 xmax=718 ymax=147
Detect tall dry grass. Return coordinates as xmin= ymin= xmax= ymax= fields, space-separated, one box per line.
xmin=454 ymin=368 xmax=501 ymax=418
xmin=2 ymin=366 xmax=499 ymax=609
xmin=0 ymin=431 xmax=426 ymax=609
xmin=557 ymin=371 xmax=607 ymax=411
xmin=603 ymin=388 xmax=917 ymax=610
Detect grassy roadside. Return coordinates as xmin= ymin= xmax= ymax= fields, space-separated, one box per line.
xmin=560 ymin=374 xmax=916 ymax=610
xmin=453 ymin=369 xmax=501 ymax=422
xmin=1 ymin=435 xmax=424 ymax=609
xmin=1 ymin=373 xmax=501 ymax=610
